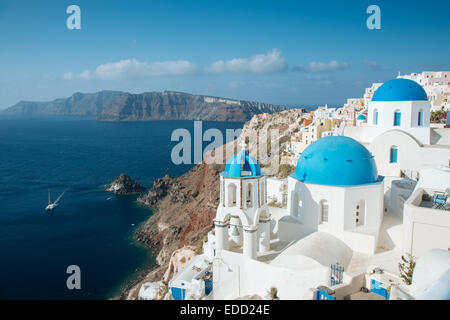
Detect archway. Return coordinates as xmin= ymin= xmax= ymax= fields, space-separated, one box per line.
xmin=228 ymin=183 xmax=237 ymax=207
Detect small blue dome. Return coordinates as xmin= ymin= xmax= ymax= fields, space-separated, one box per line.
xmin=372 ymin=79 xmax=428 ymax=101
xmin=357 ymin=114 xmax=367 ymax=120
xmin=222 ymin=149 xmax=262 ymax=178
xmin=291 ymin=136 xmax=379 ymax=186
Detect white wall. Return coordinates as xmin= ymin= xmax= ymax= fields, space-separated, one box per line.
xmin=212 ymin=250 xmax=330 ymax=300
xmin=266 ymin=177 xmax=286 ymax=205
xmin=403 ymin=189 xmax=450 ymax=257
xmin=367 ymin=130 xmax=450 ymax=178
xmin=389 ymin=179 xmax=416 ymax=217
xmin=367 ymin=100 xmax=431 ymax=145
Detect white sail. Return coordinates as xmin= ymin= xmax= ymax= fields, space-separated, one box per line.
xmin=46 ymin=188 xmax=68 ymax=211
xmin=54 ymin=188 xmax=68 ymax=205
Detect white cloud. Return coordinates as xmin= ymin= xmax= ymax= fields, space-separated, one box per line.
xmin=64 ymin=59 xmax=198 ymax=80
xmin=205 ymin=49 xmax=287 ymax=74
xmin=64 ymin=50 xmax=287 ymax=81
xmin=294 ymin=60 xmax=349 ymax=73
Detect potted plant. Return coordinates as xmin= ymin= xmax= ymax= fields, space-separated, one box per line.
xmin=267 ymin=286 xmax=279 ymax=300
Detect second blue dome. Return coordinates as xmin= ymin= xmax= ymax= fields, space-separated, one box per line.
xmin=291 ymin=136 xmax=379 ymax=186
xmin=372 ymin=78 xmax=428 ymax=102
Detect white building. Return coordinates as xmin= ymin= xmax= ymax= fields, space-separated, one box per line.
xmin=343 ymin=78 xmax=450 ymax=178
xmin=363 ymin=83 xmax=383 ymax=107
xmin=398 ymin=71 xmax=450 ymax=111
xmin=168 ymin=255 xmax=212 ymax=300
xmin=401 ymin=167 xmax=450 ymax=257
xmin=314 ymin=105 xmax=337 ymax=119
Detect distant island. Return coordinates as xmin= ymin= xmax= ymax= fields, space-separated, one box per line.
xmin=2 ymin=91 xmax=289 ymax=122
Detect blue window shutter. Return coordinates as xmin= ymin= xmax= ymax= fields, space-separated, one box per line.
xmin=375 ymin=112 xmax=378 ymax=125
xmin=418 ymin=111 xmax=422 ymax=126
xmin=394 ymin=112 xmax=401 ymax=126
xmin=390 ymin=148 xmax=398 ymax=163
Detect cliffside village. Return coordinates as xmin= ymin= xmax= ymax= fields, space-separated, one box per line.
xmin=135 ymin=71 xmax=450 ymax=301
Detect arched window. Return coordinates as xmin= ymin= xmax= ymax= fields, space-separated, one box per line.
xmin=228 ymin=183 xmax=237 ymax=207
xmin=393 ymin=110 xmax=401 ymax=126
xmin=390 ymin=146 xmax=398 ymax=163
xmin=356 ymin=200 xmax=365 ymax=227
xmin=319 ymin=200 xmax=328 ymax=224
xmin=373 ymin=109 xmax=378 ymax=125
xmin=418 ymin=109 xmax=423 ymax=126
xmin=246 ymin=183 xmax=253 ymax=208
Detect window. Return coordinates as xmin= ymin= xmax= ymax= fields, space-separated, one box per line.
xmin=319 ymin=200 xmax=328 ymax=224
xmin=228 ymin=183 xmax=237 ymax=207
xmin=373 ymin=109 xmax=378 ymax=125
xmin=418 ymin=110 xmax=423 ymax=126
xmin=246 ymin=184 xmax=253 ymax=208
xmin=356 ymin=200 xmax=365 ymax=227
xmin=394 ymin=111 xmax=401 ymax=126
xmin=390 ymin=146 xmax=398 ymax=163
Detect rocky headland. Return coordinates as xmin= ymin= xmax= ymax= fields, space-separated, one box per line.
xmin=106 ymin=174 xmax=146 ymax=195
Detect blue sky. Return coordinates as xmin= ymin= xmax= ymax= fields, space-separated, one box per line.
xmin=0 ymin=0 xmax=449 ymax=109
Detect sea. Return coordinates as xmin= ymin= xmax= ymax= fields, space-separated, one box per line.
xmin=0 ymin=116 xmax=243 ymax=299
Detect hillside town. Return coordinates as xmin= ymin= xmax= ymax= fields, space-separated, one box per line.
xmin=136 ymin=71 xmax=450 ymax=301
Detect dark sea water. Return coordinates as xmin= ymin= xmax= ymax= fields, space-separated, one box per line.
xmin=0 ymin=116 xmax=242 ymax=299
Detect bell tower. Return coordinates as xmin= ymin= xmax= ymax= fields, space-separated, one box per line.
xmin=214 ymin=142 xmax=271 ymax=259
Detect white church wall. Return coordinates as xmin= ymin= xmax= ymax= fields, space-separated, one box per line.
xmin=286 ymin=176 xmax=384 ymax=254
xmin=367 ymin=101 xmax=431 ymax=145
xmin=368 ymin=130 xmax=450 ymax=178
xmin=286 ymin=177 xmax=346 ymax=238
xmin=342 ymin=183 xmax=384 ymax=231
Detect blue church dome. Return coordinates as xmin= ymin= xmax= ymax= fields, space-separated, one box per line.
xmin=372 ymin=78 xmax=428 ymax=102
xmin=291 ymin=136 xmax=379 ymax=186
xmin=221 ymin=149 xmax=262 ymax=178
xmin=357 ymin=114 xmax=367 ymax=120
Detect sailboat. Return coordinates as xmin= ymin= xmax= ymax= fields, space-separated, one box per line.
xmin=45 ymin=188 xmax=68 ymax=211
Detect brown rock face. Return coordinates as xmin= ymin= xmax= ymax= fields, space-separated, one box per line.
xmin=135 ymin=162 xmax=223 ymax=268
